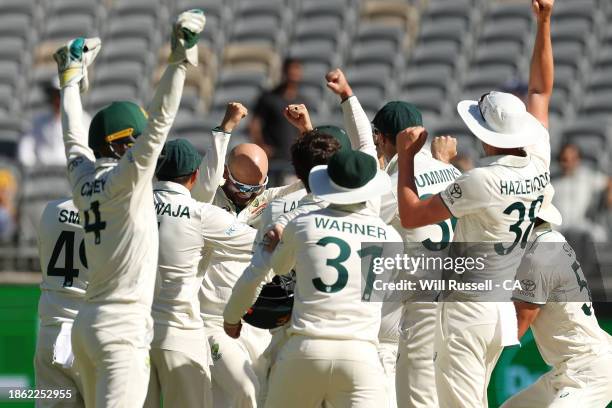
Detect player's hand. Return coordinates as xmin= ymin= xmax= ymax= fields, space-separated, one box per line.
xmin=53 ymin=37 xmax=101 ymax=92
xmin=283 ymin=104 xmax=313 ymax=134
xmin=263 ymin=224 xmax=284 ymax=252
xmin=532 ymin=0 xmax=554 ymax=21
xmin=396 ymin=126 xmax=428 ymax=157
xmin=220 ymin=102 xmax=248 ymax=133
xmin=169 ymin=9 xmax=206 ymax=66
xmin=326 ymin=68 xmax=353 ymax=101
xmin=431 ymin=135 xmax=457 ymax=164
xmin=223 ymin=320 xmax=242 ymax=338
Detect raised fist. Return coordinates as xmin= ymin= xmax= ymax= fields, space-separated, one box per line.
xmin=283 ymin=104 xmax=313 ymax=134
xmin=397 ymin=126 xmax=428 ymax=157
xmin=220 ymin=102 xmax=248 ymax=133
xmin=326 ymin=68 xmax=353 ymax=100
xmin=532 ymin=0 xmax=554 ymax=21
xmin=431 ymin=135 xmax=457 ymax=164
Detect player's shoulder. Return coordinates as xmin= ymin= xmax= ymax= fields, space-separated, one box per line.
xmin=524 ymin=230 xmax=567 ymax=266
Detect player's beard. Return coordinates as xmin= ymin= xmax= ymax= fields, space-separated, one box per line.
xmin=222 ymin=184 xmax=258 ymax=211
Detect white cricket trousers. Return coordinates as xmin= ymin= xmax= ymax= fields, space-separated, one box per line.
xmin=204 ymin=316 xmax=271 ymax=408
xmin=71 ymin=310 xmax=150 ymax=408
xmin=265 ymin=335 xmax=387 ymax=408
xmin=434 ymin=301 xmax=504 ymax=408
xmin=144 ymin=348 xmax=213 ymax=408
xmin=501 ymin=350 xmax=612 ymax=407
xmin=378 ymin=340 xmax=398 ymax=408
xmin=396 ymin=301 xmax=438 ymax=408
xmin=35 ymin=324 xmax=85 ymax=408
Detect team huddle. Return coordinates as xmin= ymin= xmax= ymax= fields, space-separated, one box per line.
xmin=33 ymin=2 xmax=612 ymax=408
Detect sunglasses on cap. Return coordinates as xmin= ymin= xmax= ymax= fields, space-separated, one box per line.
xmin=226 ymin=166 xmax=268 ymax=194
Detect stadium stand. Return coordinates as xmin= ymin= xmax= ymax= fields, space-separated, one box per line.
xmin=0 ymin=0 xmax=610 ymax=271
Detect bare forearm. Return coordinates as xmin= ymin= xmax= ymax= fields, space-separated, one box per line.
xmin=529 ymin=17 xmax=553 ymax=97
xmin=397 ymin=154 xmax=421 ymax=227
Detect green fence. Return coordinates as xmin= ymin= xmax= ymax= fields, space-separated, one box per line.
xmin=0 ymin=285 xmax=610 ymax=408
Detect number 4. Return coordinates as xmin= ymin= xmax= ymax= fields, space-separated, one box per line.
xmin=47 ymin=231 xmax=87 ymax=287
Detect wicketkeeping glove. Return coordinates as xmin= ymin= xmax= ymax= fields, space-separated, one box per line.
xmin=169 ymin=9 xmax=206 ymax=66
xmin=53 ymin=37 xmax=101 ymax=92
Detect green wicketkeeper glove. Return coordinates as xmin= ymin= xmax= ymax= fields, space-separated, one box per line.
xmin=53 ymin=37 xmax=101 ymax=92
xmin=169 ymin=9 xmax=206 ymax=66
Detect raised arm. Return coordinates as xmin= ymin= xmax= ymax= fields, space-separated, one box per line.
xmin=111 ymin=10 xmax=206 ymax=192
xmin=283 ymin=103 xmax=313 ymax=135
xmin=527 ymin=0 xmax=554 ymax=129
xmin=55 ymin=37 xmax=101 ymax=190
xmin=326 ymin=69 xmax=377 ymax=159
xmin=397 ymin=127 xmax=452 ymax=228
xmin=192 ymin=102 xmax=247 ymax=203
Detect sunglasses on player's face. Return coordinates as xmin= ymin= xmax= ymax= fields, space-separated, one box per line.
xmin=226 ymin=166 xmax=268 ymax=194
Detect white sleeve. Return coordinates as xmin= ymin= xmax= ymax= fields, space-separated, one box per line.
xmin=61 ymin=84 xmax=97 ymax=203
xmin=107 ymin=63 xmax=187 ymax=195
xmin=192 ymin=128 xmax=231 ymax=203
xmin=341 ymin=95 xmax=377 ymax=159
xmin=201 ymin=204 xmax=256 ymax=253
xmin=440 ymin=168 xmax=492 ymax=218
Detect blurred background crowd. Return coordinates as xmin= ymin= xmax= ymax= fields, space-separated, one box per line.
xmin=0 ymin=0 xmax=610 ymax=272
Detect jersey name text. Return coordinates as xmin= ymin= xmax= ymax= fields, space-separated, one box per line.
xmin=499 ymin=172 xmax=549 ymax=196
xmin=155 ymin=202 xmax=191 ymax=219
xmin=415 ymin=168 xmax=461 ymax=188
xmin=314 ymin=217 xmax=387 ymax=239
xmin=80 ymin=179 xmax=106 ymax=197
xmin=58 ymin=209 xmax=80 ymax=225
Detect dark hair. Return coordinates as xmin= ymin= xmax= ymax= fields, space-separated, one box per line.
xmin=559 ymin=142 xmax=581 ymax=158
xmin=282 ymin=57 xmax=301 ymax=72
xmin=291 ymin=131 xmax=341 ymax=191
xmin=156 ymin=172 xmax=194 ymax=184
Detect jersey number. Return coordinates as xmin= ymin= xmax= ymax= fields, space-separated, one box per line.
xmin=47 ymin=231 xmax=88 ymax=287
xmin=571 ymin=261 xmax=593 ymax=316
xmin=420 ymin=193 xmax=457 ymax=251
xmin=84 ymin=201 xmax=106 ymax=244
xmin=494 ymin=196 xmax=544 ymax=255
xmin=313 ymin=236 xmax=383 ymax=301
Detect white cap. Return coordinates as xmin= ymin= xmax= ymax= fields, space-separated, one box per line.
xmin=457 ymin=91 xmax=549 ymax=148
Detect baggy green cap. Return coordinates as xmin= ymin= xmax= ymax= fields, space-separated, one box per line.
xmin=312 ymin=125 xmax=352 ymax=151
xmin=156 ymin=139 xmax=202 ymax=179
xmin=88 ymin=101 xmax=149 ymax=150
xmin=328 ymin=149 xmax=376 ymax=189
xmin=372 ymin=101 xmax=423 ymax=143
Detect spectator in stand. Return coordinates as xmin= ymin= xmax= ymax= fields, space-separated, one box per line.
xmin=0 ymin=168 xmax=17 ymax=242
xmin=588 ymin=179 xmax=612 ymax=241
xmin=249 ymin=58 xmax=312 ymax=184
xmin=553 ymin=143 xmax=610 ymax=233
xmin=18 ymin=78 xmax=91 ymax=168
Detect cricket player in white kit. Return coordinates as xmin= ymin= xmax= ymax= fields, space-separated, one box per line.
xmin=35 ymin=199 xmax=88 ymax=407
xmin=395 ymin=2 xmax=555 ymax=406
xmin=502 ymin=192 xmax=612 ymax=407
xmin=372 ymin=100 xmax=461 ymax=408
xmin=224 ymin=149 xmax=402 ymax=408
xmin=54 ymin=10 xmax=206 ymax=407
xmin=144 ymin=139 xmax=256 ymax=408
